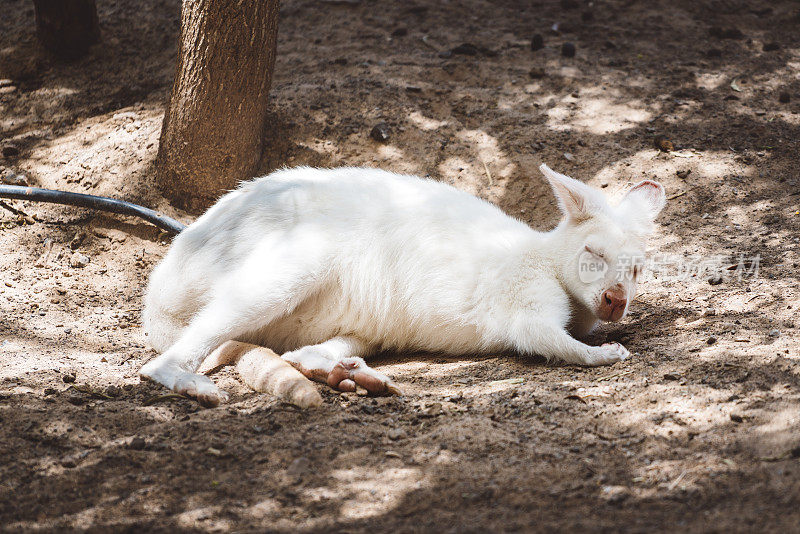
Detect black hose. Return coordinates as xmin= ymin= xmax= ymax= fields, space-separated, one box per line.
xmin=0 ymin=184 xmax=186 ymax=235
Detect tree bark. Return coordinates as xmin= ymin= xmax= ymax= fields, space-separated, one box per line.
xmin=32 ymin=0 xmax=100 ymax=59
xmin=156 ymin=0 xmax=281 ymax=212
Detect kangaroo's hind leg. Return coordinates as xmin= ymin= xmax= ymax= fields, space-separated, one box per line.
xmin=140 ymin=248 xmax=326 ymax=407
xmin=281 ymin=336 xmax=402 ymax=395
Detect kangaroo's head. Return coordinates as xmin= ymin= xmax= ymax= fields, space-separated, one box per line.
xmin=539 ymin=164 xmax=666 ymax=323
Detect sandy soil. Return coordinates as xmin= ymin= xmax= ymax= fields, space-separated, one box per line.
xmin=1 ymin=0 xmax=799 ymax=531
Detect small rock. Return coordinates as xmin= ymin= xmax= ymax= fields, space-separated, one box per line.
xmin=66 ymin=394 xmax=85 ymax=406
xmin=1 ymin=172 xmax=28 ymax=186
xmin=369 ymin=122 xmax=391 ymax=143
xmin=779 ymin=92 xmax=791 ymax=103
xmin=385 ymin=450 xmax=402 ymax=459
xmin=421 ymin=402 xmax=443 ymax=417
xmin=387 ymin=428 xmax=406 ymax=440
xmin=405 ymin=85 xmax=422 ymax=93
xmin=707 ymin=336 xmax=717 ymax=345
xmin=708 ymin=274 xmax=723 ymax=286
xmin=763 ymin=42 xmax=780 ymax=52
xmin=450 ymin=43 xmax=486 ymax=56
xmin=563 ymin=152 xmax=575 ymax=162
xmin=561 ymin=42 xmax=576 ymax=57
xmin=287 ymin=456 xmax=311 ymax=477
xmin=702 ymin=308 xmax=716 ymax=317
xmin=61 ymin=458 xmax=77 ymax=468
xmin=600 ymin=485 xmax=631 ymax=504
xmin=62 ymin=374 xmax=76 ymax=383
xmin=528 ymin=67 xmax=546 ymax=79
xmin=129 ymin=437 xmax=146 ymax=450
xmin=391 ymin=27 xmax=407 ymax=37
xmin=69 ymin=231 xmax=86 ymax=250
xmin=654 ymin=136 xmax=674 ymax=152
xmin=769 ymin=329 xmax=780 ymax=337
xmin=44 ymin=387 xmax=57 ymax=395
xmin=663 ymin=373 xmax=681 ymax=381
xmin=709 ymin=27 xmax=744 ymax=40
xmin=705 ymin=48 xmax=723 ymax=58
xmin=2 ymin=144 xmax=20 ymax=158
xmin=530 ymin=33 xmax=544 ymax=51
xmin=69 ymin=252 xmax=90 ymax=268
xmin=730 ymin=413 xmax=743 ymax=423
xmin=0 ymin=79 xmax=12 ymax=88
xmin=105 ymin=385 xmax=121 ymax=398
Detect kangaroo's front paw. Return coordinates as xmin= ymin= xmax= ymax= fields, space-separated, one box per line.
xmin=587 ymin=342 xmax=630 ymax=366
xmin=173 ymin=372 xmax=229 ymax=408
xmin=140 ymin=359 xmax=229 ymax=408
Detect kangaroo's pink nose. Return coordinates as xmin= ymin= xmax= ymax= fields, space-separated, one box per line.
xmin=603 ymin=288 xmax=627 ymax=321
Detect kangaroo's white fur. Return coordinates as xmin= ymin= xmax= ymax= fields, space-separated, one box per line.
xmin=140 ymin=164 xmax=665 ymax=406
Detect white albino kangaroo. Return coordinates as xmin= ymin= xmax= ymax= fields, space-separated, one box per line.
xmin=140 ymin=164 xmax=666 ymax=406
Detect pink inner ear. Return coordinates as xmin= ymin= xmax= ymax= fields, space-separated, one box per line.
xmin=629 ymin=180 xmax=664 ymax=203
xmin=632 ymin=180 xmax=662 ymax=194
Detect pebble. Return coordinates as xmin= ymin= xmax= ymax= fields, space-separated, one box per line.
xmin=0 ymin=79 xmax=12 ymax=88
xmin=369 ymin=122 xmax=391 ymax=143
xmin=62 ymin=374 xmax=76 ymax=383
xmin=654 ymin=136 xmax=674 ymax=152
xmin=528 ymin=67 xmax=546 ymax=79
xmin=563 ymin=152 xmax=575 ymax=161
xmin=707 ymin=336 xmax=717 ymax=345
xmin=763 ymin=42 xmax=780 ymax=52
xmin=600 ymin=485 xmax=631 ymax=503
xmin=561 ymin=42 xmax=576 ymax=57
xmin=387 ymin=428 xmax=406 ymax=440
xmin=69 ymin=252 xmax=90 ymax=268
xmin=530 ymin=34 xmax=544 ymax=51
xmin=768 ymin=329 xmax=780 ymax=337
xmin=128 ymin=437 xmax=146 ymax=450
xmin=61 ymin=458 xmax=77 ymax=468
xmin=730 ymin=413 xmax=743 ymax=423
xmin=69 ymin=231 xmax=86 ymax=250
xmin=287 ymin=456 xmax=311 ymax=477
xmin=421 ymin=402 xmax=443 ymax=417
xmin=105 ymin=385 xmax=121 ymax=397
xmin=709 ymin=27 xmax=744 ymax=40
xmin=2 ymin=144 xmax=20 ymax=158
xmin=1 ymin=172 xmax=28 ymax=186
xmin=450 ymin=43 xmax=481 ymax=56
xmin=708 ymin=275 xmax=723 ymax=286
xmin=779 ymin=92 xmax=790 ymax=104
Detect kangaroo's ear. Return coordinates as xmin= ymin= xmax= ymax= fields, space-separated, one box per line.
xmin=619 ymin=180 xmax=666 ymax=221
xmin=539 ymin=164 xmax=606 ymax=222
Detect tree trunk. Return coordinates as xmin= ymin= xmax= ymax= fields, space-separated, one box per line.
xmin=156 ymin=0 xmax=281 ymax=212
xmin=32 ymin=0 xmax=100 ymax=59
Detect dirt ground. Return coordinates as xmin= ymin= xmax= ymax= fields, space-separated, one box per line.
xmin=1 ymin=0 xmax=799 ymax=531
